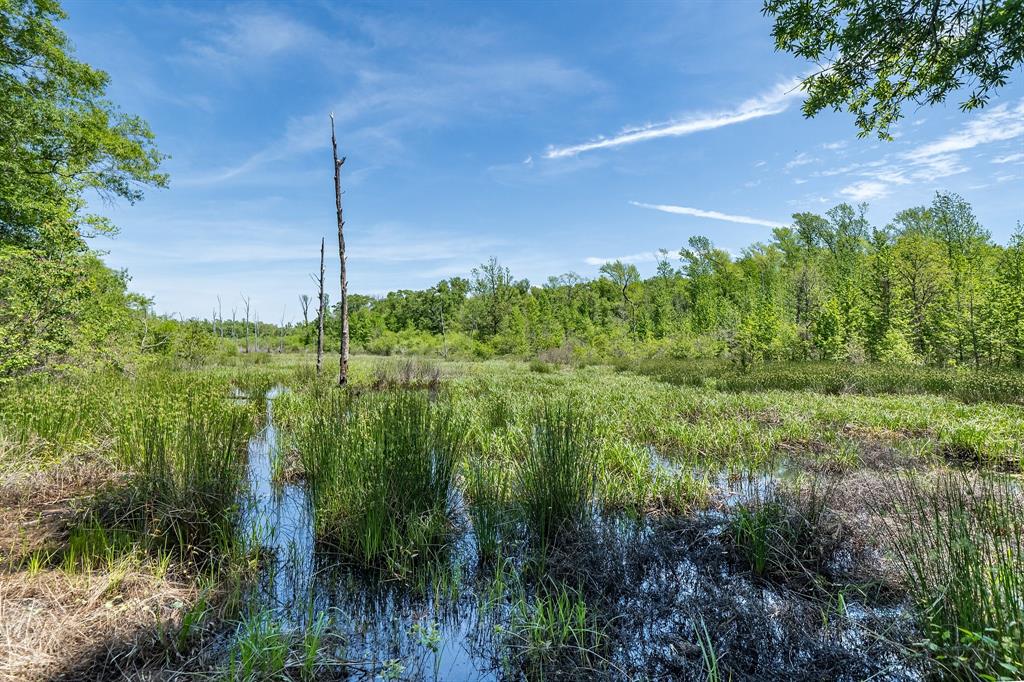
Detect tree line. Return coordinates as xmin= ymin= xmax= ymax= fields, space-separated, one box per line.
xmin=291 ymin=192 xmax=1023 ymax=369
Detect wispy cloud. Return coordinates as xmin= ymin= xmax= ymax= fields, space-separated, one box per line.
xmin=583 ymin=252 xmax=659 ymax=266
xmin=544 ymin=78 xmax=802 ymax=159
xmin=993 ymin=152 xmax=1024 ymax=164
xmin=180 ymin=10 xmax=325 ymax=69
xmin=186 ymin=56 xmax=599 ymax=186
xmin=630 ymin=201 xmax=788 ymax=228
xmin=785 ymin=152 xmax=818 ymax=170
xmin=838 ymin=181 xmax=890 ymax=202
xmin=820 ymin=100 xmax=1024 ymax=202
xmin=908 ymin=101 xmax=1024 ymax=160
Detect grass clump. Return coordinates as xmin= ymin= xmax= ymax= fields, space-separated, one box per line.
xmin=528 ymin=358 xmax=556 ymax=374
xmin=729 ymin=479 xmax=850 ymax=589
xmin=517 ymin=400 xmax=600 ymax=546
xmin=883 ymin=473 xmax=1024 ymax=679
xmin=506 ymin=580 xmax=607 ymax=678
xmin=464 ymin=457 xmax=512 ymax=563
xmin=111 ymin=385 xmax=252 ymax=561
xmin=299 ymin=388 xmax=463 ymax=572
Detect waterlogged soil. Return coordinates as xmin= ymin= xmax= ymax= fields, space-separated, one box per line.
xmin=237 ymin=391 xmax=920 ymax=681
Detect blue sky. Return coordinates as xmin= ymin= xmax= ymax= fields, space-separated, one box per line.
xmin=65 ymin=1 xmax=1024 ymax=320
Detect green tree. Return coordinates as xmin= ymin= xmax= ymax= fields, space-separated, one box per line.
xmin=599 ymin=260 xmax=641 ymax=336
xmin=1 ymin=0 xmax=166 ymax=251
xmin=1 ymin=0 xmax=166 ymax=376
xmin=764 ymin=0 xmax=1024 ymax=138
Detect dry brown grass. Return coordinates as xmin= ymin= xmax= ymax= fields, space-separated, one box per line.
xmin=0 ymin=456 xmax=206 ymax=681
xmin=0 ymin=567 xmax=197 ymax=681
xmin=0 ymin=452 xmax=120 ymax=569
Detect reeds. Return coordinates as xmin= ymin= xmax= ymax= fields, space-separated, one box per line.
xmin=299 ymin=388 xmax=463 ymax=570
xmin=112 ymin=385 xmax=252 ymax=559
xmin=517 ymin=400 xmax=600 ymax=545
xmin=883 ymin=472 xmax=1024 ymax=678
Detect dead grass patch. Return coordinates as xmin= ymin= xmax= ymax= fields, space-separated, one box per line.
xmin=0 ymin=567 xmax=197 ymax=681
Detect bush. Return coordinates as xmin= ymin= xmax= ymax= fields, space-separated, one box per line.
xmin=528 ymin=359 xmax=555 ymax=374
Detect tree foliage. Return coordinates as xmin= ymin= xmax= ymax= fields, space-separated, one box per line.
xmin=1 ymin=0 xmax=166 ymax=376
xmin=763 ymin=0 xmax=1024 ymax=138
xmin=292 ymin=193 xmax=1024 ymax=369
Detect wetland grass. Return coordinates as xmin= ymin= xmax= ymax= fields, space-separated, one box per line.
xmin=507 ymin=579 xmax=608 ymax=679
xmin=517 ymin=400 xmax=601 ymax=546
xmin=884 ymin=472 xmax=1024 ymax=679
xmin=111 ymin=387 xmax=253 ymax=560
xmin=299 ymin=388 xmax=463 ymax=570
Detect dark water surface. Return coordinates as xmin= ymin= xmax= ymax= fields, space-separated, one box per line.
xmin=235 ymin=390 xmax=919 ymax=681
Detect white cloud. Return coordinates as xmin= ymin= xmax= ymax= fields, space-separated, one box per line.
xmin=908 ymin=101 xmax=1024 ymax=160
xmin=993 ymin=152 xmax=1024 ymax=164
xmin=630 ymin=201 xmax=788 ymax=228
xmin=822 ymin=141 xmax=847 ymax=150
xmin=584 ymin=252 xmax=659 ymax=266
xmin=838 ymin=181 xmax=889 ymax=202
xmin=820 ymin=100 xmax=1024 ymax=201
xmin=544 ymin=77 xmax=803 ymax=158
xmin=188 ymin=55 xmax=599 ymax=186
xmin=785 ymin=152 xmax=818 ymax=170
xmin=180 ymin=11 xmax=323 ymax=68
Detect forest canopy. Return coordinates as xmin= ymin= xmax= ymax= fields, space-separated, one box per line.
xmin=278 ymin=192 xmax=1024 ymax=370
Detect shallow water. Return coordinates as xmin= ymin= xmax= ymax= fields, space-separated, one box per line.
xmin=235 ymin=391 xmax=920 ymax=681
xmin=241 ymin=389 xmax=501 ymax=679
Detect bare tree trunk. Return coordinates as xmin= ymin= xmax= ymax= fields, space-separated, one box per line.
xmin=241 ymin=295 xmax=251 ymax=353
xmin=331 ymin=113 xmax=349 ymax=386
xmin=316 ymin=237 xmax=326 ymax=375
xmin=217 ymin=296 xmax=224 ymax=338
xmin=437 ymin=287 xmax=448 ymax=359
xmin=279 ymin=306 xmax=286 ymax=353
xmin=255 ymin=315 xmax=260 ymax=353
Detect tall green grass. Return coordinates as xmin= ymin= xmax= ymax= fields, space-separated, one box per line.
xmin=111 ymin=383 xmax=253 ymax=559
xmin=517 ymin=400 xmax=600 ymax=545
xmin=299 ymin=388 xmax=463 ymax=570
xmin=883 ymin=473 xmax=1024 ymax=679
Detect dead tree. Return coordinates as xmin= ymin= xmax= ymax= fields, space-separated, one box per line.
xmin=299 ymin=295 xmax=311 ymax=329
xmin=436 ymin=286 xmax=448 ymax=359
xmin=330 ymin=113 xmax=349 ymax=386
xmin=315 ymin=237 xmax=326 ymax=374
xmin=279 ymin=306 xmax=286 ymax=353
xmin=217 ymin=295 xmax=224 ymax=337
xmin=241 ymin=294 xmax=251 ymax=353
